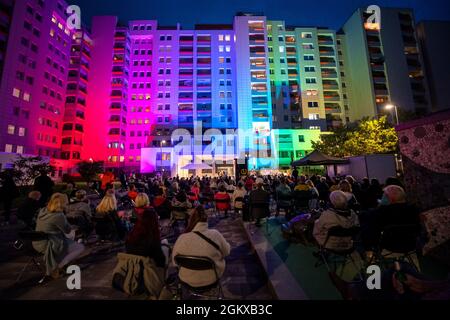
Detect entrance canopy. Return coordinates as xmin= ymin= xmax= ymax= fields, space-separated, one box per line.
xmin=181 ymin=162 xmax=213 ymax=170
xmin=291 ymin=150 xmax=349 ymax=167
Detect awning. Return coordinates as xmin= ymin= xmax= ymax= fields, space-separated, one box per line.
xmin=181 ymin=162 xmax=213 ymax=170
xmin=291 ymin=150 xmax=349 ymax=167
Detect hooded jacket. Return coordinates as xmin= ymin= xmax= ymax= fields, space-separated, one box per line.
xmin=32 ymin=208 xmax=72 ymax=275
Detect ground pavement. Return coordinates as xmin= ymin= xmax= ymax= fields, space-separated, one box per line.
xmin=0 ymin=213 xmax=273 ymax=300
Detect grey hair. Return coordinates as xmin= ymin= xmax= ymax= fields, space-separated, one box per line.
xmin=329 ymin=191 xmax=349 ymax=209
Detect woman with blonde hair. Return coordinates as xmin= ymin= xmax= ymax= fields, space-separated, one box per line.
xmin=33 ymin=193 xmax=85 ymax=278
xmin=133 ymin=193 xmax=151 ymax=219
xmin=95 ymin=190 xmax=125 ymax=241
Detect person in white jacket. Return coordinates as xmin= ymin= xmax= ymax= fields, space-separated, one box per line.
xmin=172 ymin=206 xmax=231 ymax=288
xmin=313 ymin=191 xmax=359 ymax=251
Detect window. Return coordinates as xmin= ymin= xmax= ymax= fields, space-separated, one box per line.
xmin=308 ymin=102 xmax=319 ymax=108
xmin=279 ymin=46 xmax=285 ymax=53
xmin=7 ymin=125 xmax=15 ymax=135
xmin=18 ymin=127 xmax=26 ymax=137
xmin=302 ymin=32 xmax=312 ymax=39
xmin=218 ymin=35 xmax=224 ymax=41
xmin=305 ymin=78 xmax=317 ymax=84
xmin=225 ymin=35 xmax=231 ymax=41
xmin=309 ymin=113 xmax=320 ymax=120
xmin=5 ymin=144 xmax=13 ymax=153
xmin=16 ymin=146 xmax=24 ymax=154
xmin=298 ymin=135 xmax=305 ymax=143
xmin=304 ymin=55 xmax=314 ymax=61
xmin=310 ymin=126 xmax=321 ymax=130
xmin=13 ymin=88 xmax=21 ymax=98
xmin=225 ymin=45 xmax=231 ymax=52
xmin=305 ymin=66 xmax=315 ymax=72
xmin=219 ymin=45 xmax=224 ymax=52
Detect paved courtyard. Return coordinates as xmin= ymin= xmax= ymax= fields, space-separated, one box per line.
xmin=0 ymin=214 xmax=273 ymax=300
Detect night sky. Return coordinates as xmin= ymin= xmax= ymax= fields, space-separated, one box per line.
xmin=70 ymin=0 xmax=450 ymax=29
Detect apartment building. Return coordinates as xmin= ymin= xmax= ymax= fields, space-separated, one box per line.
xmin=0 ymin=0 xmax=75 ymax=161
xmin=267 ymin=21 xmax=346 ymax=131
xmin=341 ymin=7 xmax=431 ymax=121
xmin=417 ymin=21 xmax=450 ymax=112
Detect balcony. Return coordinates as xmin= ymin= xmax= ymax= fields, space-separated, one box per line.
xmin=320 ymin=58 xmax=336 ymax=67
xmin=318 ymin=36 xmax=334 ymax=45
xmin=321 ymin=71 xmax=338 ymax=79
xmin=324 ymin=92 xmax=341 ymax=101
xmin=322 ymin=83 xmax=339 ymax=90
xmin=319 ymin=47 xmax=335 ymax=56
xmin=325 ymin=103 xmax=342 ymax=114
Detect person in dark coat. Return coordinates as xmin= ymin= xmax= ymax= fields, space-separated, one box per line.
xmin=17 ymin=191 xmax=42 ymax=229
xmin=0 ymin=171 xmax=20 ymax=224
xmin=249 ymin=178 xmax=270 ymax=227
xmin=34 ymin=170 xmax=55 ymax=207
xmin=361 ymin=185 xmax=421 ymax=251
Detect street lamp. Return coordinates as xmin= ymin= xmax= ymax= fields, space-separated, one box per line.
xmin=385 ymin=104 xmax=399 ymax=126
xmin=160 ymin=140 xmax=166 ymax=173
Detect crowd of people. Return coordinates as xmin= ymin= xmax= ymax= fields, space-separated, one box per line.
xmin=1 ymin=167 xmax=448 ymax=300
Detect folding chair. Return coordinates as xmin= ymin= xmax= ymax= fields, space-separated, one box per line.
xmin=174 ymin=255 xmax=224 ymax=300
xmin=14 ymin=231 xmax=49 ymax=284
xmin=314 ymin=226 xmax=363 ymax=280
xmin=376 ymin=224 xmax=420 ymax=271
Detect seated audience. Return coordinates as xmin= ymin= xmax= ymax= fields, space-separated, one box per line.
xmin=95 ymin=190 xmax=125 ymax=241
xmin=361 ymin=185 xmax=421 ymax=251
xmin=33 ymin=193 xmax=85 ymax=278
xmin=66 ymin=190 xmax=93 ymax=239
xmin=126 ymin=205 xmax=168 ymax=269
xmin=17 ymin=191 xmax=41 ymax=229
xmin=232 ymin=182 xmax=247 ymax=216
xmin=249 ymin=178 xmax=270 ymax=227
xmin=214 ymin=185 xmax=231 ymax=216
xmin=171 ymin=191 xmax=192 ymax=222
xmin=153 ymin=188 xmax=171 ymax=220
xmin=127 ymin=184 xmax=139 ymax=202
xmin=172 ymin=206 xmax=231 ymax=288
xmin=313 ymin=191 xmax=360 ymax=251
xmin=275 ymin=178 xmax=292 ymax=219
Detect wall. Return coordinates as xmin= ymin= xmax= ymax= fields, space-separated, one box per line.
xmin=396 ymin=110 xmax=450 ymax=210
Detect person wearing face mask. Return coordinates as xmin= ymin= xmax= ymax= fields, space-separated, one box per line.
xmin=362 ymin=185 xmax=421 ymax=254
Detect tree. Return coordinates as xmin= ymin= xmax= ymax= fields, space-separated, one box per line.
xmin=11 ymin=155 xmax=55 ymax=186
xmin=312 ymin=116 xmax=398 ymax=157
xmin=76 ymin=161 xmax=104 ymax=183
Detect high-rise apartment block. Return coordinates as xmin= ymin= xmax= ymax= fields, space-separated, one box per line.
xmin=0 ymin=3 xmax=444 ymax=176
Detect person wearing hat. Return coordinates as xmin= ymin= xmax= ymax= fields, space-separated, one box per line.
xmin=249 ymin=178 xmax=270 ymax=227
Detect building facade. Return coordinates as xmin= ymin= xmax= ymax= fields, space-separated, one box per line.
xmin=0 ymin=4 xmax=443 ymax=176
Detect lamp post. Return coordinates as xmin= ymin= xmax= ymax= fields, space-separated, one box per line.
xmin=385 ymin=104 xmax=399 ymax=126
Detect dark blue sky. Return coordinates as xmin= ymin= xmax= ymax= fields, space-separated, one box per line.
xmin=71 ymin=0 xmax=450 ymax=29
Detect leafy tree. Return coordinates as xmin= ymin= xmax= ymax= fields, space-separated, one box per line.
xmin=312 ymin=116 xmax=398 ymax=157
xmin=11 ymin=155 xmax=55 ymax=186
xmin=76 ymin=161 xmax=104 ymax=183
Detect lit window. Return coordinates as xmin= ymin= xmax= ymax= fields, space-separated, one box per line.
xmin=309 ymin=113 xmax=319 ymax=120
xmin=5 ymin=144 xmax=13 ymax=153
xmin=219 ymin=46 xmax=224 ymax=52
xmin=7 ymin=125 xmax=15 ymax=135
xmin=58 ymin=22 xmax=63 ymax=30
xmin=18 ymin=127 xmax=26 ymax=136
xmin=225 ymin=45 xmax=231 ymax=52
xmin=52 ymin=16 xmax=57 ymax=24
xmin=310 ymin=126 xmax=321 ymax=130
xmin=23 ymin=92 xmax=31 ymax=102
xmin=50 ymin=29 xmax=55 ymax=37
xmin=13 ymin=88 xmax=21 ymax=98
xmin=225 ymin=35 xmax=231 ymax=41
xmin=218 ymin=35 xmax=224 ymax=41
xmin=16 ymin=146 xmax=24 ymax=154
xmin=279 ymin=46 xmax=285 ymax=53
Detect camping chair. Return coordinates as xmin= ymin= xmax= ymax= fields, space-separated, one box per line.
xmin=174 ymin=255 xmax=224 ymax=300
xmin=14 ymin=231 xmax=49 ymax=284
xmin=376 ymin=224 xmax=421 ymax=271
xmin=275 ymin=191 xmax=293 ymax=220
xmin=215 ymin=198 xmax=231 ymax=219
xmin=233 ymin=197 xmax=245 ymax=219
xmin=314 ymin=226 xmax=364 ymax=280
xmin=292 ymin=190 xmax=312 ymax=213
xmin=249 ymin=202 xmax=271 ymax=234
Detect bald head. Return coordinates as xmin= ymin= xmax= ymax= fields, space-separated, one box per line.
xmin=383 ymin=185 xmax=406 ymax=204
